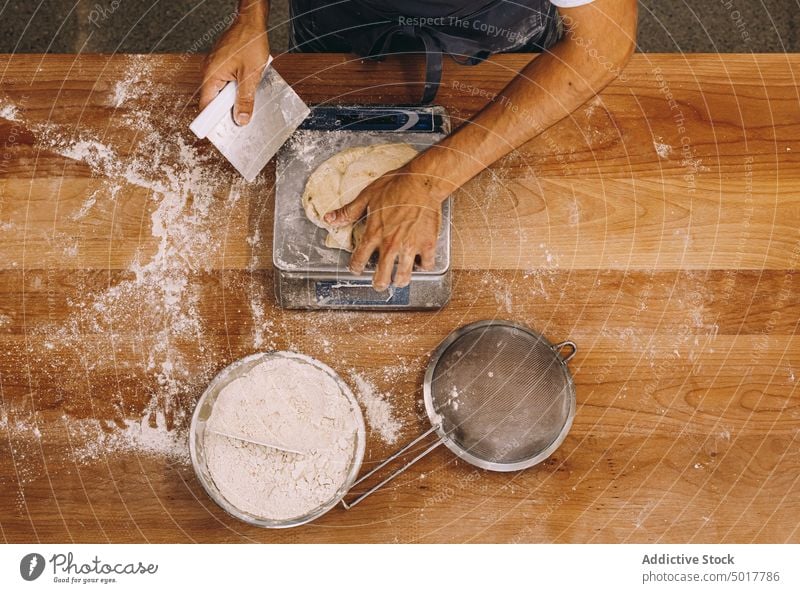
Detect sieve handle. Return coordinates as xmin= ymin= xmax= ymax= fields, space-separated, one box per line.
xmin=554 ymin=340 xmax=577 ymax=363
xmin=341 ymin=425 xmax=443 ymax=510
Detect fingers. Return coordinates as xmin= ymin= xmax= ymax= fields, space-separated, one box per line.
xmin=373 ymin=247 xmax=397 ymax=292
xmin=199 ymin=76 xmax=228 ymax=111
xmin=200 ymin=66 xmax=261 ymax=124
xmin=324 ymin=194 xmax=369 ymax=228
xmin=349 ymin=234 xmax=381 ymax=275
xmin=419 ymin=242 xmax=436 ymax=271
xmin=393 ymin=250 xmax=416 ymax=288
xmin=234 ymin=67 xmax=260 ymax=125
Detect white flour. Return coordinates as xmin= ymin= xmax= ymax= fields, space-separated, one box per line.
xmin=351 ymin=373 xmax=403 ymax=445
xmin=204 ymin=356 xmax=359 ymax=520
xmin=0 ymin=102 xmax=20 ymax=121
xmin=110 ymin=56 xmax=153 ymax=108
xmin=26 ymin=56 xmax=247 ymax=451
xmin=653 ymin=137 xmax=673 ymax=159
xmin=446 ymin=385 xmax=461 ymax=411
xmin=69 ymin=411 xmax=189 ymax=463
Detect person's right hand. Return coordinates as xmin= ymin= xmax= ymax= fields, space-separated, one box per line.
xmin=199 ymin=17 xmax=269 ymax=126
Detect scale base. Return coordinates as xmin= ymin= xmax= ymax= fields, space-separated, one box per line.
xmin=275 ymin=271 xmax=452 ymax=311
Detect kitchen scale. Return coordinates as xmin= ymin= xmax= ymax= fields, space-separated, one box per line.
xmin=273 ymin=105 xmax=452 ymax=310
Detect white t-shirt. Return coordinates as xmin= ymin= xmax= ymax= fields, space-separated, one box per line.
xmin=365 ymin=1 xmax=596 ymax=18
xmin=550 ymin=0 xmax=595 ymax=6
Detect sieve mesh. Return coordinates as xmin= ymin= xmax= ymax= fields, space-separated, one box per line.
xmin=429 ymin=324 xmax=573 ymax=466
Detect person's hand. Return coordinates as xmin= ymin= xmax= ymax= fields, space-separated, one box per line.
xmin=199 ymin=16 xmax=269 ymax=125
xmin=324 ymin=169 xmax=443 ymax=291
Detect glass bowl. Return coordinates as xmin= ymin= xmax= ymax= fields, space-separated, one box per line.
xmin=189 ymin=351 xmax=366 ymax=528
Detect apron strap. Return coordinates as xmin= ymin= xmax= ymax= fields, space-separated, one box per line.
xmin=417 ymin=29 xmax=443 ymax=105
xmin=370 ymin=25 xmax=444 ymax=104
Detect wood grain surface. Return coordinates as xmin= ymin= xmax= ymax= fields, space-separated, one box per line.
xmin=0 ymin=53 xmax=798 ymax=543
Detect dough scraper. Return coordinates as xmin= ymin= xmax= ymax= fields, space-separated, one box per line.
xmin=190 ymin=56 xmax=310 ymax=182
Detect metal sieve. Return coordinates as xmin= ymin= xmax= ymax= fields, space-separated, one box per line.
xmin=342 ymin=320 xmax=577 ymax=508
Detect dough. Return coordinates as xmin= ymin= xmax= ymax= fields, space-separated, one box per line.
xmin=302 ymin=143 xmax=418 ymax=251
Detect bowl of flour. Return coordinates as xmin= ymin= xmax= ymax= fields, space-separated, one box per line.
xmin=190 ymin=351 xmax=365 ymax=528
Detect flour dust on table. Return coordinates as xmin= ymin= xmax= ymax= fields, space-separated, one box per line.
xmin=349 ymin=372 xmax=404 ymax=445
xmin=8 ymin=56 xmax=274 ymax=464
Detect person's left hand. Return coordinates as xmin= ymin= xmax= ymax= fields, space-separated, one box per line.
xmin=324 ymin=169 xmax=442 ymax=291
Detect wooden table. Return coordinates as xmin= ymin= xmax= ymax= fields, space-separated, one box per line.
xmin=1 ymin=53 xmax=798 ymax=543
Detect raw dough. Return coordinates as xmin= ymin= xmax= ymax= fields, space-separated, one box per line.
xmin=302 ymin=143 xmax=418 ymax=251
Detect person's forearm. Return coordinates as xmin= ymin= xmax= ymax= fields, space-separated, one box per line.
xmin=409 ymin=1 xmax=637 ymax=201
xmin=238 ymin=0 xmax=268 ymax=24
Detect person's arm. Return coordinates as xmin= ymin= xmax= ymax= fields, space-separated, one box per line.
xmin=199 ymin=0 xmax=269 ymax=125
xmin=326 ymin=0 xmax=638 ymax=291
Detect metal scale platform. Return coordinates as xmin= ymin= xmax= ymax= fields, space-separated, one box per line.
xmin=273 ymin=106 xmax=452 ymax=310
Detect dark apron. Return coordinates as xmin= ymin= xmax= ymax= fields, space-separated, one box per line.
xmin=289 ymin=0 xmax=561 ymax=103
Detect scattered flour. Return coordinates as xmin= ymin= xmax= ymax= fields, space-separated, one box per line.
xmin=246 ymin=215 xmax=280 ymax=351
xmin=0 ymin=402 xmax=190 ymax=471
xmin=41 ymin=131 xmax=244 ymax=416
xmin=0 ymin=102 xmax=21 ymax=121
xmin=0 ymin=409 xmax=45 ymax=510
xmin=249 ymin=297 xmax=273 ymax=350
xmin=111 ymin=56 xmax=153 ymax=108
xmin=70 ymin=192 xmax=98 ymax=220
xmin=23 ymin=58 xmax=252 ymax=460
xmin=62 ymin=242 xmax=79 ymax=257
xmin=446 ymin=385 xmax=461 ymax=411
xmin=204 ymin=355 xmax=359 ymax=520
xmin=0 ymin=411 xmax=42 ymax=440
xmin=59 ymin=139 xmax=119 ymax=172
xmin=523 ymin=267 xmax=560 ymax=299
xmin=538 ymin=242 xmax=560 ymax=268
xmin=583 ymin=96 xmax=603 ymax=119
xmin=481 ymin=270 xmax=515 ymax=313
xmin=351 ymin=373 xmax=403 ymax=445
xmin=653 ymin=137 xmax=673 ymax=159
xmin=69 ymin=412 xmax=189 ymax=464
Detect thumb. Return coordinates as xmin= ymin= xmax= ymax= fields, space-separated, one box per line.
xmin=234 ymin=68 xmax=259 ymax=125
xmin=324 ymin=194 xmax=368 ymax=228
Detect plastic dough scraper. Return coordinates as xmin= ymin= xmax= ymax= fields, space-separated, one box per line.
xmin=190 ymin=56 xmax=310 ymax=182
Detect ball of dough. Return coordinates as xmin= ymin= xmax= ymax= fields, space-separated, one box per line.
xmin=302 ymin=143 xmax=418 ymax=252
